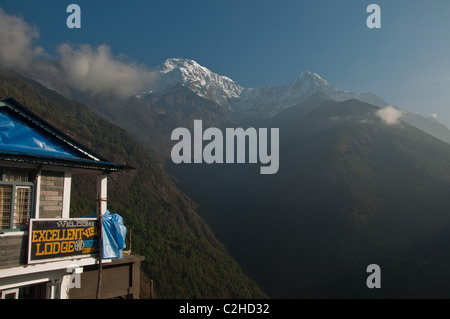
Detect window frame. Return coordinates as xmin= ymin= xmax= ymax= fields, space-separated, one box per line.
xmin=1 ymin=288 xmax=19 ymax=299
xmin=0 ymin=168 xmax=36 ymax=231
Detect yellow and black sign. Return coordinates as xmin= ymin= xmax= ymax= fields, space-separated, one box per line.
xmin=28 ymin=218 xmax=100 ymax=263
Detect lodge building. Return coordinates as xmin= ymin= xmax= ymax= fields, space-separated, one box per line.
xmin=0 ymin=98 xmax=144 ymax=299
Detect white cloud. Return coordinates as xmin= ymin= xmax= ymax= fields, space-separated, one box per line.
xmin=376 ymin=106 xmax=404 ymax=125
xmin=430 ymin=114 xmax=438 ymax=119
xmin=57 ymin=43 xmax=157 ymax=97
xmin=0 ymin=7 xmax=44 ymax=69
xmin=0 ymin=7 xmax=157 ymax=98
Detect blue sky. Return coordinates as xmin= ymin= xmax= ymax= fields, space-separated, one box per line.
xmin=1 ymin=1 xmax=450 ymax=127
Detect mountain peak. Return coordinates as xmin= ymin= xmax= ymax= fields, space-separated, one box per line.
xmin=298 ymin=70 xmax=321 ymax=79
xmin=159 ymin=58 xmax=205 ymax=74
xmin=151 ymin=58 xmax=243 ymax=105
xmin=294 ymin=71 xmax=334 ymax=90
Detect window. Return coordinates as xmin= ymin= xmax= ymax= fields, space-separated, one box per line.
xmin=0 ymin=283 xmax=47 ymax=299
xmin=0 ymin=168 xmax=35 ymax=230
xmin=1 ymin=288 xmax=19 ymax=299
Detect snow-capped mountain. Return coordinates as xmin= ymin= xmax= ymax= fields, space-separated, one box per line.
xmin=233 ymin=71 xmax=387 ymax=117
xmin=139 ymin=58 xmax=388 ymax=117
xmin=139 ymin=58 xmax=243 ymax=107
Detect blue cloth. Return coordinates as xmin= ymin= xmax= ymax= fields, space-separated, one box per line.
xmin=83 ymin=211 xmax=127 ymax=259
xmin=101 ymin=211 xmax=127 ymax=259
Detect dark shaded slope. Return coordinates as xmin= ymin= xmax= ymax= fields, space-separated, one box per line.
xmin=0 ymin=68 xmax=266 ymax=299
xmin=252 ymin=99 xmax=450 ymax=298
xmin=169 ymin=97 xmax=450 ymax=298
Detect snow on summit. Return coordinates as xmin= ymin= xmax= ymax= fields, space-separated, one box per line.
xmin=139 ymin=58 xmax=387 ymax=117
xmin=151 ymin=58 xmax=243 ymax=105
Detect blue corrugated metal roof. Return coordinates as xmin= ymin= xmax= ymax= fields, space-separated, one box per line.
xmin=0 ymin=109 xmax=84 ymax=158
xmin=0 ymin=149 xmax=124 ymax=171
xmin=0 ymin=98 xmax=127 ymax=172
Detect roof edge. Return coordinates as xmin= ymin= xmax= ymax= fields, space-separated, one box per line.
xmin=1 ymin=98 xmax=109 ymax=162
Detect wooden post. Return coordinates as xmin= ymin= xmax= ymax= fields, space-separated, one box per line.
xmin=150 ymin=279 xmax=154 ymax=299
xmin=96 ymin=194 xmax=104 ymax=299
xmin=129 ymin=228 xmax=132 ymax=252
xmin=96 ymin=173 xmax=108 ymax=299
xmin=96 ymin=173 xmax=108 ymax=215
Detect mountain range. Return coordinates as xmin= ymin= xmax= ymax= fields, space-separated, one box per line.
xmin=26 ymin=57 xmax=450 ymax=148
xmin=137 ymin=58 xmax=450 ymax=144
xmin=4 ymin=57 xmax=450 ymax=298
xmin=141 ymin=58 xmax=388 ymax=116
xmin=25 ymin=57 xmax=444 ymax=167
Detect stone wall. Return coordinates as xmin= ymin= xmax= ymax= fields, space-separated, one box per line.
xmin=39 ymin=171 xmax=64 ymax=219
xmin=0 ymin=235 xmax=28 ymax=269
